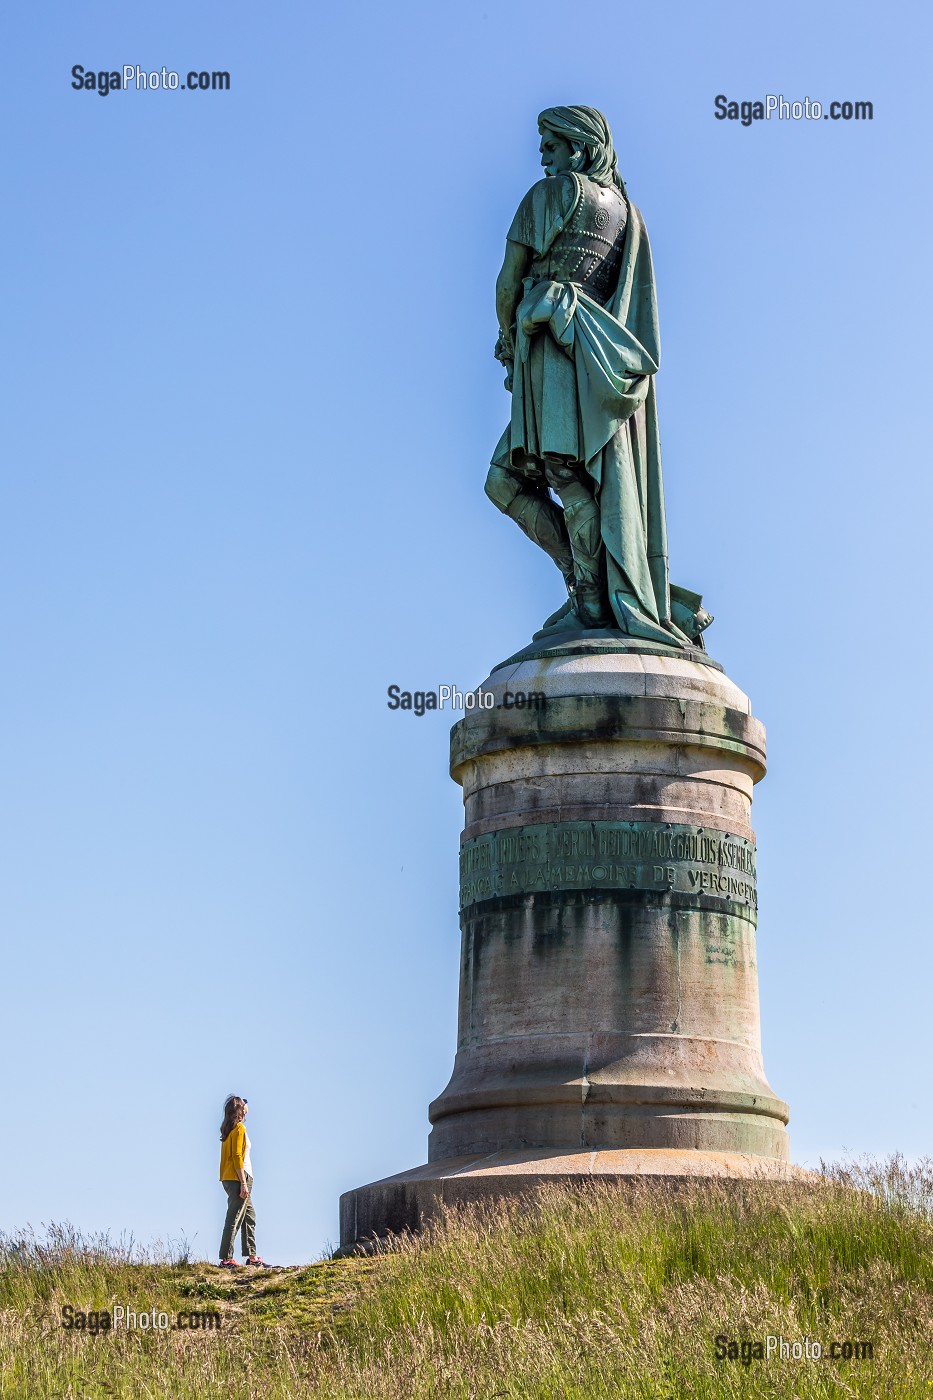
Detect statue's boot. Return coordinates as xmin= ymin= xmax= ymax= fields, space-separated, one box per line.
xmin=506 ymin=492 xmax=575 ymax=592
xmin=504 ymin=489 xmax=579 ymax=631
xmin=573 ymin=579 xmax=613 ymax=630
xmin=562 ymin=497 xmax=613 ymax=629
xmin=485 ymin=466 xmax=575 ymax=596
xmin=542 ymin=458 xmax=614 ymax=630
xmin=535 ymin=597 xmax=577 ymax=636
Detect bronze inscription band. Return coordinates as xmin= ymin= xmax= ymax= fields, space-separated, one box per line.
xmin=459 ymin=821 xmax=757 ymax=912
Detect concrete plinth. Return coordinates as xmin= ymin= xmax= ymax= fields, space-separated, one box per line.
xmin=340 ymin=636 xmax=794 ymax=1248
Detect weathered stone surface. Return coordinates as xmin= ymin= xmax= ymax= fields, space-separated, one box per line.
xmin=483 ymin=642 xmax=750 ymax=711
xmin=339 ymin=650 xmax=793 ymax=1248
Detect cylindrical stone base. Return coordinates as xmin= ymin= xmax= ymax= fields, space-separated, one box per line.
xmin=339 ymin=639 xmax=793 ymax=1247
xmin=338 ymin=1148 xmax=809 ymax=1251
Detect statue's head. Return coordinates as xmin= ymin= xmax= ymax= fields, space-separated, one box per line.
xmin=537 ymin=106 xmax=624 ymax=191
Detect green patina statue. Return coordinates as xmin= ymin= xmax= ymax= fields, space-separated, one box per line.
xmin=486 ymin=106 xmax=712 ymax=647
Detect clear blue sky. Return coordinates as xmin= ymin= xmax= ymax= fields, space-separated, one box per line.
xmin=2 ymin=1 xmax=930 ymax=1264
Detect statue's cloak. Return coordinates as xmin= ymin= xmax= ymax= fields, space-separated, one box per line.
xmin=492 ymin=187 xmax=673 ymax=633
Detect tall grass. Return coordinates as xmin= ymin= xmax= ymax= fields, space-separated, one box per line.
xmin=1 ymin=1156 xmax=931 ymax=1398
xmin=0 ymin=1222 xmax=192 ymax=1309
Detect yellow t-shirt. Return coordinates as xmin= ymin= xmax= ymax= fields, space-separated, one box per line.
xmin=220 ymin=1122 xmax=248 ymax=1181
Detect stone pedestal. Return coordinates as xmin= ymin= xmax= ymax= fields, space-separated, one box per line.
xmin=339 ymin=637 xmax=798 ymax=1249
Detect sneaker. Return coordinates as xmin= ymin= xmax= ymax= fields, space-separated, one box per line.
xmin=243 ymin=1256 xmax=269 ymax=1267
xmin=219 ymin=1258 xmax=240 ymax=1268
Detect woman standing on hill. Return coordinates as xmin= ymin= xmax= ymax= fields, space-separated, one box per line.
xmin=218 ymin=1094 xmax=267 ymax=1268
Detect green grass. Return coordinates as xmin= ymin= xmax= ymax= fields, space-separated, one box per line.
xmin=1 ymin=1157 xmax=931 ymax=1398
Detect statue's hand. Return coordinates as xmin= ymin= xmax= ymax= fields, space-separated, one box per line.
xmin=494 ymin=331 xmax=514 ymax=363
xmin=494 ymin=333 xmax=514 ymax=392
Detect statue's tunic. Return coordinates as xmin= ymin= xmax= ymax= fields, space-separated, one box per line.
xmin=493 ymin=172 xmax=677 ymax=637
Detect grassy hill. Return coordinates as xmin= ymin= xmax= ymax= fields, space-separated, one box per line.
xmin=1 ymin=1157 xmax=930 ymax=1398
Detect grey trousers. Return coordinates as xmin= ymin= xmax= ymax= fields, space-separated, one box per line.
xmin=220 ymin=1175 xmax=256 ymax=1259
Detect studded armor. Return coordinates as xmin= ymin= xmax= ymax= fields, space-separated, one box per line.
xmin=528 ymin=174 xmax=627 ymax=307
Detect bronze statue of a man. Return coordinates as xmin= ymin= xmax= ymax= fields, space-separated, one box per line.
xmin=486 ymin=106 xmax=710 ymax=646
